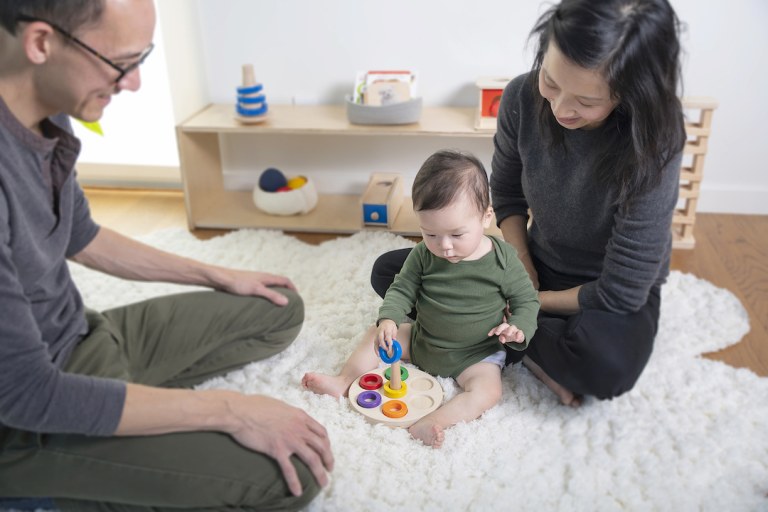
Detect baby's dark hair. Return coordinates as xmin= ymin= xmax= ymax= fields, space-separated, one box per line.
xmin=412 ymin=150 xmax=490 ymax=216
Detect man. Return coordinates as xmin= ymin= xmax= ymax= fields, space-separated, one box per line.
xmin=0 ymin=1 xmax=333 ymax=510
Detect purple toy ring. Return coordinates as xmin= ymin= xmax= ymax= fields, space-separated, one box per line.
xmin=356 ymin=390 xmax=382 ymax=409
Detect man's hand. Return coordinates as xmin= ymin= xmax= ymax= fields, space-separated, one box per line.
xmin=488 ymin=322 xmax=525 ymax=344
xmin=118 ymin=385 xmax=334 ymax=497
xmin=216 ymin=269 xmax=298 ymax=306
xmin=228 ymin=394 xmax=334 ymax=497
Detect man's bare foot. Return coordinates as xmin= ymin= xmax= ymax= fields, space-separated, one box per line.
xmin=408 ymin=421 xmax=445 ymax=448
xmin=301 ymin=372 xmax=350 ymax=398
xmin=522 ymin=356 xmax=582 ymax=407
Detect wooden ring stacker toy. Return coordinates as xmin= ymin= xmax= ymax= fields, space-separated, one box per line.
xmin=349 ymin=340 xmax=443 ymax=428
xmin=235 ymin=64 xmax=269 ymax=124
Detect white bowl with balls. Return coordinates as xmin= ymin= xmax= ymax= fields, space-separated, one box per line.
xmin=252 ymin=168 xmax=318 ymax=216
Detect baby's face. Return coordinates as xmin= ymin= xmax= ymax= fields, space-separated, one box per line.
xmin=417 ymin=192 xmax=492 ymax=263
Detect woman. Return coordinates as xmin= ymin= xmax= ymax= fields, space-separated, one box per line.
xmin=371 ymin=0 xmax=686 ymax=406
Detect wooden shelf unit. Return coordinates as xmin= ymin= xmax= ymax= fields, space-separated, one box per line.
xmin=176 ymin=104 xmax=498 ymax=237
xmin=177 ymin=99 xmax=717 ymax=246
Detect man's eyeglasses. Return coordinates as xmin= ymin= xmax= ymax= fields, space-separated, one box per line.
xmin=16 ymin=14 xmax=154 ymax=84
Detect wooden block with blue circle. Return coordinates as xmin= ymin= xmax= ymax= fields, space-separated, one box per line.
xmin=348 ymin=340 xmax=443 ymax=428
xmin=361 ymin=173 xmax=404 ymax=227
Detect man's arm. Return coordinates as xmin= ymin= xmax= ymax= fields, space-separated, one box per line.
xmin=118 ymin=383 xmax=333 ymax=497
xmin=71 ymin=227 xmax=296 ymax=305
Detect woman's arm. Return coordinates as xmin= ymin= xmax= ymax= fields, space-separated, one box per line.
xmin=539 ymin=288 xmax=581 ymax=315
xmin=499 ymin=217 xmax=581 ymax=315
xmin=499 ymin=214 xmax=538 ymax=289
xmin=578 ymin=152 xmax=683 ymax=313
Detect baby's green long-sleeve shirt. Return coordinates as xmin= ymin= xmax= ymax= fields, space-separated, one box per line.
xmin=378 ymin=236 xmax=540 ymax=378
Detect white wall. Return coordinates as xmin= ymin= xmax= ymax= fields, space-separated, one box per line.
xmin=73 ymin=0 xmax=180 ymax=186
xmin=73 ymin=0 xmax=177 ymax=166
xmin=77 ymin=0 xmax=768 ymax=213
xmin=673 ymin=1 xmax=768 ymax=213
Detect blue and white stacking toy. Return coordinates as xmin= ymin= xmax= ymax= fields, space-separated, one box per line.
xmin=235 ymin=64 xmax=268 ymax=124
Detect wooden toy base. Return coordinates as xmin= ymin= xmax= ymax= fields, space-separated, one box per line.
xmin=348 ymin=366 xmax=443 ymax=428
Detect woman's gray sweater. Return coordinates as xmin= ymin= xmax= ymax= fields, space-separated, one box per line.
xmin=490 ymin=73 xmax=681 ymax=314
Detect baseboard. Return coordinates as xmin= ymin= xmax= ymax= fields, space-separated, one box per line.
xmin=698 ymin=184 xmax=768 ymax=214
xmin=76 ymin=163 xmax=182 ymax=189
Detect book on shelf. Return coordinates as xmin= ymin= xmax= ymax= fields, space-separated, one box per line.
xmin=352 ymin=70 xmax=418 ymax=105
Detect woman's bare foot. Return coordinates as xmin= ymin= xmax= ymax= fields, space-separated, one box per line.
xmin=301 ymin=372 xmax=351 ymax=398
xmin=408 ymin=420 xmax=445 ymax=448
xmin=522 ymin=356 xmax=582 ymax=407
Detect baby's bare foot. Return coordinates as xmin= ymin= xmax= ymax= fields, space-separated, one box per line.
xmin=409 ymin=421 xmax=445 ymax=449
xmin=301 ymin=372 xmax=349 ymax=398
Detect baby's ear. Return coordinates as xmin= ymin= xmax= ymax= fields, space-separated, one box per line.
xmin=482 ymin=206 xmax=494 ymax=227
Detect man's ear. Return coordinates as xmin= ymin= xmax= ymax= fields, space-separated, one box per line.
xmin=21 ymin=21 xmax=55 ymax=65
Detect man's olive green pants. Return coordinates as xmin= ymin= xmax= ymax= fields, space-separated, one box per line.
xmin=0 ymin=289 xmax=319 ymax=511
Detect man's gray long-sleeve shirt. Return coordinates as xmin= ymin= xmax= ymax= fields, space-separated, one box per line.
xmin=0 ymin=96 xmax=125 ymax=436
xmin=490 ymin=73 xmax=681 ymax=314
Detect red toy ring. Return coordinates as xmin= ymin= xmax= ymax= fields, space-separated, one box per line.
xmin=358 ymin=373 xmax=384 ymax=390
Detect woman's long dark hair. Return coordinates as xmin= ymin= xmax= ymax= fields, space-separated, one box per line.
xmin=530 ymin=0 xmax=686 ymax=204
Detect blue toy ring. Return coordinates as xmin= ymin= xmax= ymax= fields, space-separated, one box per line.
xmin=236 ymin=84 xmax=263 ymax=94
xmin=379 ymin=340 xmax=402 ymax=363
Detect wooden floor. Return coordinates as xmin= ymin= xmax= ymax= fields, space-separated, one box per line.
xmin=83 ymin=187 xmax=768 ymax=377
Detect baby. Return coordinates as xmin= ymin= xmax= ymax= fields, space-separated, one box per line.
xmin=303 ymin=150 xmax=539 ymax=448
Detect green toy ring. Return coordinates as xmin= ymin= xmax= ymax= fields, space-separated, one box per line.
xmin=384 ymin=365 xmax=409 ymax=381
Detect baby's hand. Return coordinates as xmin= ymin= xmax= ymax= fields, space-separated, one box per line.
xmin=375 ymin=319 xmax=398 ymax=354
xmin=488 ymin=323 xmax=525 ymax=344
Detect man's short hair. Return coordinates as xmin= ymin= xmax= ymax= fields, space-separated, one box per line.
xmin=0 ymin=0 xmax=105 ymax=35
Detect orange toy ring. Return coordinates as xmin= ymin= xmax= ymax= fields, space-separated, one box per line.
xmin=381 ymin=400 xmax=409 ymax=418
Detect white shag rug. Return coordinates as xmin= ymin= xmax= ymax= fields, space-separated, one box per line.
xmin=67 ymin=228 xmax=768 ymax=512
